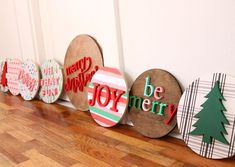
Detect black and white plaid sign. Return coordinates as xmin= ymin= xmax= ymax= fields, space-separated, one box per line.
xmin=177 ymin=73 xmax=235 ymax=159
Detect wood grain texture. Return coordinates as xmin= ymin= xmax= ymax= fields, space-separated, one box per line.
xmin=128 ymin=69 xmax=182 ymax=138
xmin=63 ymin=35 xmax=103 ymax=111
xmin=0 ymin=92 xmax=234 ymax=166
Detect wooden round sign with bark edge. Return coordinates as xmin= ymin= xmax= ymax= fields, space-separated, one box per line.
xmin=63 ymin=35 xmax=103 ymax=111
xmin=128 ymin=69 xmax=182 ymax=138
xmin=177 ymin=73 xmax=235 ymax=159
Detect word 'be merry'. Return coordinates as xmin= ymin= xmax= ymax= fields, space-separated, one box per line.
xmin=129 ymin=76 xmax=177 ymax=125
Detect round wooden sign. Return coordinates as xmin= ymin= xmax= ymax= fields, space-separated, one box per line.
xmin=0 ymin=60 xmax=8 ymax=92
xmin=39 ymin=59 xmax=63 ymax=103
xmin=128 ymin=69 xmax=182 ymax=138
xmin=63 ymin=35 xmax=103 ymax=111
xmin=88 ymin=67 xmax=128 ymax=127
xmin=19 ymin=59 xmax=40 ymax=100
xmin=177 ymin=73 xmax=235 ymax=159
xmin=6 ymin=58 xmax=22 ymax=95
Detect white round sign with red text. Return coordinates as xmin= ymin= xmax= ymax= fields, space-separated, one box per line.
xmin=39 ymin=60 xmax=63 ymax=103
xmin=19 ymin=59 xmax=40 ymax=100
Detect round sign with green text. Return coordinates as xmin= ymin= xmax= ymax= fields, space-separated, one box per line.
xmin=128 ymin=69 xmax=182 ymax=138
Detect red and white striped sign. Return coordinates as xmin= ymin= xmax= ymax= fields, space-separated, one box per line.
xmin=88 ymin=67 xmax=128 ymax=127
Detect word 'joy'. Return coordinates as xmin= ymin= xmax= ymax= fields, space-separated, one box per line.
xmin=89 ymin=83 xmax=125 ymax=112
xmin=129 ymin=76 xmax=177 ymax=125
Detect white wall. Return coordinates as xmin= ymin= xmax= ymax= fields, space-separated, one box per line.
xmin=118 ymin=0 xmax=235 ymax=88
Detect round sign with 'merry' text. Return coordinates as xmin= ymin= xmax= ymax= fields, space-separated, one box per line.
xmin=63 ymin=35 xmax=103 ymax=111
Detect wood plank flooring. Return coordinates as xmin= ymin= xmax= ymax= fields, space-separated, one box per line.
xmin=0 ymin=92 xmax=234 ymax=167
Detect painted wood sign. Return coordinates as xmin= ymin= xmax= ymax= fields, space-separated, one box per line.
xmin=128 ymin=69 xmax=182 ymax=138
xmin=177 ymin=73 xmax=235 ymax=159
xmin=0 ymin=60 xmax=8 ymax=92
xmin=6 ymin=59 xmax=22 ymax=95
xmin=18 ymin=59 xmax=40 ymax=101
xmin=88 ymin=67 xmax=128 ymax=127
xmin=39 ymin=60 xmax=63 ymax=103
xmin=63 ymin=35 xmax=103 ymax=111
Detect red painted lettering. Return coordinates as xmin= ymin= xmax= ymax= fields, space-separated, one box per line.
xmin=88 ymin=83 xmax=99 ymax=106
xmin=97 ymin=85 xmax=110 ymax=107
xmin=110 ymin=88 xmax=125 ymax=112
xmin=165 ymin=104 xmax=177 ymax=125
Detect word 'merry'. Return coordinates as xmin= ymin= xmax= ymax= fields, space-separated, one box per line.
xmin=64 ymin=57 xmax=99 ymax=92
xmin=129 ymin=76 xmax=177 ymax=124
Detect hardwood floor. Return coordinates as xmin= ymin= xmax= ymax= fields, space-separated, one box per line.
xmin=0 ymin=92 xmax=234 ymax=167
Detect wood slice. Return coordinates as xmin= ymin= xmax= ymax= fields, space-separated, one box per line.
xmin=39 ymin=59 xmax=63 ymax=103
xmin=19 ymin=59 xmax=40 ymax=101
xmin=6 ymin=58 xmax=22 ymax=95
xmin=128 ymin=69 xmax=182 ymax=138
xmin=177 ymin=73 xmax=235 ymax=159
xmin=63 ymin=35 xmax=103 ymax=111
xmin=88 ymin=67 xmax=128 ymax=127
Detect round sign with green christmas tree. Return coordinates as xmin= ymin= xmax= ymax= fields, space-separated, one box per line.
xmin=177 ymin=73 xmax=235 ymax=159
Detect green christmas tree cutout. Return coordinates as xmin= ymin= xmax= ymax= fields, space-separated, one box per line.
xmin=189 ymin=80 xmax=230 ymax=145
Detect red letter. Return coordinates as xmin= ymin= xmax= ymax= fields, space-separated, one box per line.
xmin=88 ymin=83 xmax=99 ymax=106
xmin=97 ymin=85 xmax=110 ymax=107
xmin=110 ymin=88 xmax=125 ymax=112
xmin=165 ymin=104 xmax=177 ymax=125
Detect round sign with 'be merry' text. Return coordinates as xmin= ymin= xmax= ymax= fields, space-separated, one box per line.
xmin=19 ymin=59 xmax=40 ymax=101
xmin=128 ymin=69 xmax=182 ymax=138
xmin=64 ymin=35 xmax=103 ymax=111
xmin=177 ymin=73 xmax=235 ymax=159
xmin=88 ymin=67 xmax=128 ymax=127
xmin=6 ymin=59 xmax=22 ymax=95
xmin=39 ymin=60 xmax=63 ymax=103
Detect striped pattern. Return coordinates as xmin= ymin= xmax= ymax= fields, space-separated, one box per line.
xmin=177 ymin=73 xmax=235 ymax=159
xmin=88 ymin=67 xmax=128 ymax=127
xmin=6 ymin=59 xmax=22 ymax=96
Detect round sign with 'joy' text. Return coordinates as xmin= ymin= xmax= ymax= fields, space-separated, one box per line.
xmin=88 ymin=67 xmax=128 ymax=127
